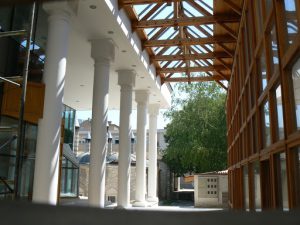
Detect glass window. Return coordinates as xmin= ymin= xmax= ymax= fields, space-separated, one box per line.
xmin=275 ymin=85 xmax=284 ymax=140
xmin=243 ymin=166 xmax=250 ymax=211
xmin=252 ymin=115 xmax=258 ymax=153
xmin=292 ymin=57 xmax=300 ymax=129
xmin=284 ymin=0 xmax=298 ymax=46
xmin=0 ymin=116 xmax=37 ymax=200
xmin=253 ymin=161 xmax=261 ymax=211
xmin=0 ymin=7 xmax=13 ymax=31
xmin=269 ymin=24 xmax=279 ymax=75
xmin=60 ymin=156 xmax=79 ymax=198
xmin=262 ymin=101 xmax=271 ymax=148
xmin=259 ymin=49 xmax=267 ymax=92
xmin=275 ymin=152 xmax=289 ymax=210
xmin=292 ymin=147 xmax=300 ymax=207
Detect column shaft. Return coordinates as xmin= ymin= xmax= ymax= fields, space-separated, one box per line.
xmin=147 ymin=104 xmax=160 ymax=202
xmin=33 ymin=5 xmax=71 ymax=205
xmin=88 ymin=39 xmax=114 ymax=207
xmin=117 ymin=70 xmax=135 ymax=208
xmin=88 ymin=60 xmax=110 ymax=207
xmin=134 ymin=91 xmax=149 ymax=207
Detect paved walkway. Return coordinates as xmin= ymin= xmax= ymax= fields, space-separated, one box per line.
xmin=60 ymin=198 xmax=224 ymax=212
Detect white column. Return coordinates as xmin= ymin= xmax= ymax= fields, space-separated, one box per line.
xmin=133 ymin=90 xmax=149 ymax=207
xmin=147 ymin=104 xmax=160 ymax=203
xmin=32 ymin=2 xmax=72 ymax=205
xmin=88 ymin=39 xmax=115 ymax=207
xmin=117 ymin=70 xmax=136 ymax=208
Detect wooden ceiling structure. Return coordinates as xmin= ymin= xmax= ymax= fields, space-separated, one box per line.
xmin=119 ymin=0 xmax=243 ymax=90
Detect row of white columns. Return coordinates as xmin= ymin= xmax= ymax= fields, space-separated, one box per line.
xmin=32 ymin=2 xmax=160 ymax=208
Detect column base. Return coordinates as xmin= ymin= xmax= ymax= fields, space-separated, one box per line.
xmin=147 ymin=197 xmax=159 ymax=203
xmin=115 ymin=203 xmax=132 ymax=209
xmin=133 ymin=201 xmax=147 ymax=207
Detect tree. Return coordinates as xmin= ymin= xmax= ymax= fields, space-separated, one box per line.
xmin=163 ymin=82 xmax=227 ymax=176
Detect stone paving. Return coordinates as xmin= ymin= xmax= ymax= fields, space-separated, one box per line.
xmin=60 ymin=198 xmax=224 ymax=212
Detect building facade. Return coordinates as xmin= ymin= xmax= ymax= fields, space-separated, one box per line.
xmin=227 ymin=0 xmax=300 ymax=210
xmin=0 ymin=0 xmax=171 ymax=208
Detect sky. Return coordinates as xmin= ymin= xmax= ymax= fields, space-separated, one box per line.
xmin=76 ymin=109 xmax=170 ymax=130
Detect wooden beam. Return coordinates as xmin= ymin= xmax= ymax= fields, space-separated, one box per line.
xmin=152 ymin=52 xmax=232 ymax=61
xmin=157 ymin=65 xmax=229 ymax=73
xmin=133 ymin=14 xmax=240 ymax=29
xmin=223 ymin=0 xmax=242 ymax=16
xmin=120 ymin=0 xmax=182 ymax=6
xmin=164 ymin=75 xmax=225 ymax=82
xmin=144 ymin=35 xmax=236 ymax=47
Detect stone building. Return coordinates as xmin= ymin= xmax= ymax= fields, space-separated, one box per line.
xmin=75 ymin=119 xmax=168 ymax=204
xmin=194 ymin=170 xmax=228 ymax=208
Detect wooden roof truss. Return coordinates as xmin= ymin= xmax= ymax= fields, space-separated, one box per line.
xmin=119 ymin=0 xmax=243 ymax=89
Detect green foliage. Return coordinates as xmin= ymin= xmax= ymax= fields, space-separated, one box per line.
xmin=163 ymin=82 xmax=227 ymax=176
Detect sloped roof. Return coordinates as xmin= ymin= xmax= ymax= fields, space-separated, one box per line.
xmin=120 ymin=0 xmax=242 ymax=89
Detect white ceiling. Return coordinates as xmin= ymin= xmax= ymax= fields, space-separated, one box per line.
xmin=62 ymin=0 xmax=172 ymax=110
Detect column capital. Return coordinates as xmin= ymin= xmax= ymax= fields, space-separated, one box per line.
xmin=91 ymin=39 xmax=115 ymax=63
xmin=148 ymin=104 xmax=160 ymax=116
xmin=135 ymin=90 xmax=149 ymax=104
xmin=43 ymin=1 xmax=74 ymax=20
xmin=117 ymin=69 xmax=136 ymax=87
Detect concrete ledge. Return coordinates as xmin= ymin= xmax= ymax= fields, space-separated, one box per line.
xmin=1 ymin=201 xmax=300 ymax=225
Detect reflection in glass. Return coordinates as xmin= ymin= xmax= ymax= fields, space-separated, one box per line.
xmin=243 ymin=166 xmax=250 ymax=210
xmin=275 ymin=85 xmax=284 ymax=140
xmin=253 ymin=162 xmax=261 ymax=211
xmin=259 ymin=50 xmax=267 ymax=92
xmin=275 ymin=152 xmax=289 ymax=210
xmin=284 ymin=0 xmax=298 ymax=46
xmin=294 ymin=148 xmax=300 ymax=207
xmin=60 ymin=153 xmax=79 ymax=198
xmin=292 ymin=58 xmax=300 ymax=129
xmin=270 ymin=24 xmax=279 ymax=75
xmin=0 ymin=116 xmax=37 ymax=200
xmin=262 ymin=101 xmax=271 ymax=147
xmin=63 ymin=105 xmax=76 ymax=150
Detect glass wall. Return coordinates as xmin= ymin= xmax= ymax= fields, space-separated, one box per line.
xmin=253 ymin=161 xmax=261 ymax=211
xmin=60 ymin=155 xmax=79 ymax=198
xmin=275 ymin=85 xmax=284 ymax=140
xmin=227 ymin=0 xmax=300 ymax=211
xmin=0 ymin=4 xmax=48 ymax=83
xmin=275 ymin=152 xmax=289 ymax=210
xmin=292 ymin=58 xmax=300 ymax=129
xmin=262 ymin=101 xmax=271 ymax=147
xmin=63 ymin=105 xmax=76 ymax=150
xmin=0 ymin=116 xmax=37 ymax=200
xmin=284 ymin=0 xmax=298 ymax=46
xmin=243 ymin=165 xmax=249 ymax=210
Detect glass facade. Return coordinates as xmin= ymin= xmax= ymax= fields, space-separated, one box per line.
xmin=0 ymin=116 xmax=37 ymax=200
xmin=284 ymin=0 xmax=298 ymax=46
xmin=253 ymin=162 xmax=261 ymax=211
xmin=243 ymin=166 xmax=249 ymax=210
xmin=259 ymin=50 xmax=267 ymax=92
xmin=262 ymin=101 xmax=271 ymax=147
xmin=292 ymin=57 xmax=300 ymax=129
xmin=60 ymin=155 xmax=79 ymax=198
xmin=275 ymin=152 xmax=289 ymax=210
xmin=275 ymin=85 xmax=284 ymax=140
xmin=0 ymin=4 xmax=47 ymax=84
xmin=225 ymin=0 xmax=300 ymax=211
xmin=63 ymin=105 xmax=76 ymax=150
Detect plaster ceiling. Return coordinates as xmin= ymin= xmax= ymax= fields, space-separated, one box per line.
xmin=62 ymin=0 xmax=172 ymax=110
